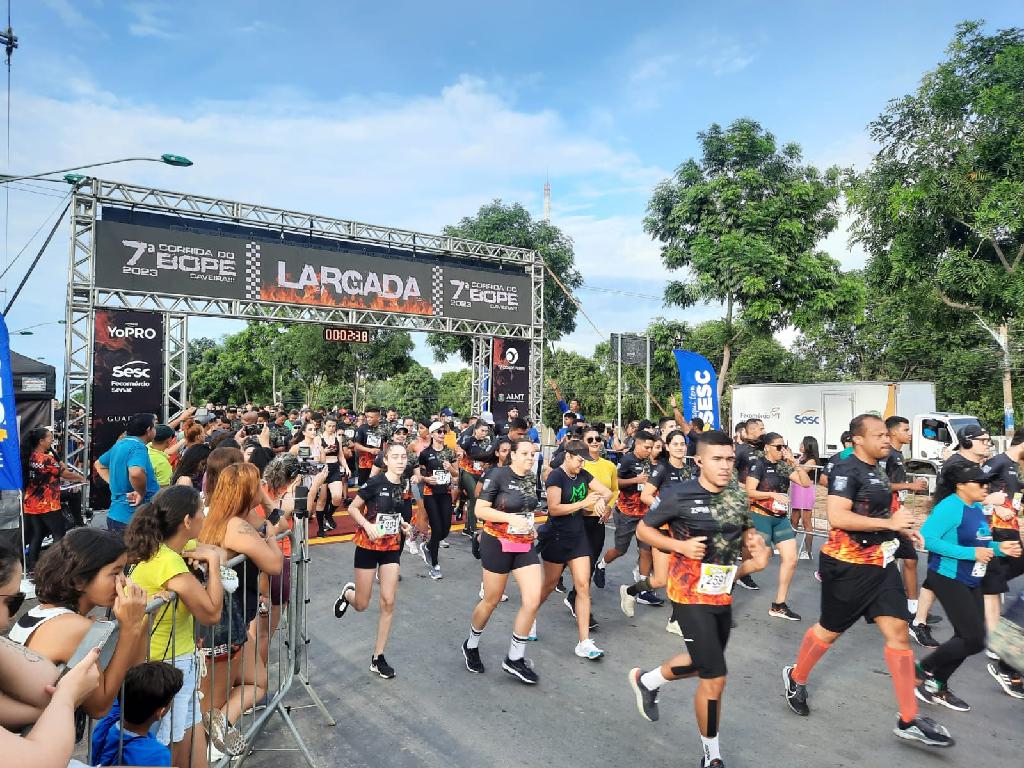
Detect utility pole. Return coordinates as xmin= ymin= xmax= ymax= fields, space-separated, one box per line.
xmin=543 ymin=174 xmax=551 ymax=222
xmin=973 ymin=315 xmax=1015 ymax=436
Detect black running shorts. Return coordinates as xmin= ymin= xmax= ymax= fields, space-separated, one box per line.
xmin=537 ymin=523 xmax=592 ymax=565
xmin=981 ymin=554 xmax=1024 ymax=595
xmin=353 ymin=546 xmax=401 ymax=570
xmin=479 ymin=531 xmax=539 ymax=575
xmin=818 ymin=553 xmax=911 ymax=634
xmin=894 ymin=536 xmax=918 ymax=561
xmin=671 ymin=602 xmax=732 ymax=679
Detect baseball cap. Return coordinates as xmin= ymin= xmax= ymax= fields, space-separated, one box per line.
xmin=479 ymin=411 xmax=495 ymax=425
xmin=949 ymin=462 xmax=989 ymax=486
xmin=429 ymin=421 xmax=445 ymax=433
xmin=440 ymin=407 xmax=454 ymax=417
xmin=563 ymin=443 xmax=589 ymax=459
xmin=958 ymin=424 xmax=989 ymax=444
xmin=194 ymin=413 xmax=214 ymax=425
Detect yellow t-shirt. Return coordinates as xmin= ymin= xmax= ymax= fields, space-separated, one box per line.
xmin=147 ymin=445 xmax=173 ymax=487
xmin=130 ymin=543 xmax=195 ymax=658
xmin=443 ymin=429 xmax=458 ymax=451
xmin=583 ymin=457 xmax=619 ymax=515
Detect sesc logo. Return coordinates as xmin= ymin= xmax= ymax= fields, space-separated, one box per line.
xmin=794 ymin=409 xmax=821 ymax=425
xmin=112 ymin=360 xmax=151 ymax=380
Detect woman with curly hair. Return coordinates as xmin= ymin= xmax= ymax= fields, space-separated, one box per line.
xmin=6 ymin=528 xmax=148 ymax=719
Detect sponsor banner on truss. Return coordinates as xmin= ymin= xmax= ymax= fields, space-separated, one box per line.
xmin=94 ymin=219 xmax=533 ymax=325
xmin=490 ymin=337 xmax=531 ymax=424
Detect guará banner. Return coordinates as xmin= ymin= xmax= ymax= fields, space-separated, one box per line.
xmin=673 ymin=349 xmax=720 ymax=429
xmin=94 ymin=218 xmax=533 ymax=326
xmin=490 ymin=337 xmax=530 ymax=423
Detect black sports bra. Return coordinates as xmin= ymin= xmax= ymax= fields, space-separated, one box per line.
xmin=320 ymin=435 xmax=340 ymax=457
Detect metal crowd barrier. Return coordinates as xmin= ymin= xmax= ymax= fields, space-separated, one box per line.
xmin=86 ymin=510 xmax=333 ymax=767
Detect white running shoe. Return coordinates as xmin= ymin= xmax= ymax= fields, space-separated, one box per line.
xmin=665 ymin=619 xmax=683 ymax=636
xmin=479 ymin=583 xmax=509 ymax=602
xmin=619 ymin=584 xmax=636 ymax=618
xmin=575 ymin=638 xmax=604 ymax=660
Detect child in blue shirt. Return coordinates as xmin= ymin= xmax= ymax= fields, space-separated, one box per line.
xmin=91 ymin=662 xmax=184 ymax=766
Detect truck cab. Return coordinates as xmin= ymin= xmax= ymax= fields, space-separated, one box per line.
xmin=906 ymin=412 xmax=982 ymax=476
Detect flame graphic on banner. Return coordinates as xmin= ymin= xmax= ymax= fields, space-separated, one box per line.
xmin=93 ymin=310 xmax=133 ymax=352
xmin=259 ymin=284 xmax=434 ymax=315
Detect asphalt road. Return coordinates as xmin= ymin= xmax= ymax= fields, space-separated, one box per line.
xmin=247 ymin=531 xmax=1022 ymax=768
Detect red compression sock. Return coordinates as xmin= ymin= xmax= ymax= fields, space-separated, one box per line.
xmin=793 ymin=628 xmax=831 ymax=685
xmin=884 ymin=646 xmax=919 ymax=723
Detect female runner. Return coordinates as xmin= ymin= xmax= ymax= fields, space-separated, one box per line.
xmin=318 ymin=416 xmax=350 ymax=532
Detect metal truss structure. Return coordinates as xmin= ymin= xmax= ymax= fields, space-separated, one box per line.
xmin=63 ymin=179 xmax=545 ymax=498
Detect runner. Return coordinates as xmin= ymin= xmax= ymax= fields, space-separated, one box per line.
xmin=418 ymin=421 xmax=457 ymax=580
xmin=734 ymin=418 xmax=764 ymax=591
xmin=979 ymin=427 xmax=1024 ymax=696
xmin=477 ymin=438 xmax=513 ymax=604
xmin=624 ymin=429 xmax=691 ymax=632
xmin=883 ymin=417 xmax=930 ymax=626
xmin=910 ymin=425 xmax=993 ymax=646
xmin=458 ymin=418 xmax=496 ymax=541
xmin=461 ymin=439 xmax=542 ymax=684
xmin=318 ymin=415 xmax=350 ymax=532
xmin=781 ymin=414 xmax=954 ymax=748
xmin=592 ymin=430 xmax=661 ymax=608
xmin=536 ymin=440 xmax=612 ymax=659
xmin=627 ymin=430 xmax=770 ymax=768
xmin=790 ymin=436 xmax=820 ymax=560
xmin=352 ymin=407 xmax=385 ymax=487
xmin=745 ymin=433 xmax=811 ymax=620
xmin=333 ymin=443 xmax=414 ymax=680
xmin=916 ymin=463 xmax=1022 ymax=711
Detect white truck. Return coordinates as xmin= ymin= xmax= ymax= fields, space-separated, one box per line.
xmin=730 ymin=381 xmax=986 ymax=478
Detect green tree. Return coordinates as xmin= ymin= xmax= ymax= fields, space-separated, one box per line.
xmin=847 ymin=20 xmax=1024 ymax=433
xmin=543 ymin=347 xmax=608 ymax=426
xmin=437 ymin=368 xmax=472 ymax=417
xmin=644 ymin=118 xmax=864 ymax=397
xmin=189 ymin=324 xmax=281 ymax=404
xmin=426 ymin=201 xmax=581 ymax=363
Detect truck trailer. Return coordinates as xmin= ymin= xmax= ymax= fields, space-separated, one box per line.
xmin=729 ymin=381 xmax=983 ymax=477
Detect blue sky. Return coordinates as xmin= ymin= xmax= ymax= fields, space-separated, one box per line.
xmin=3 ymin=1 xmax=1020 ymax=384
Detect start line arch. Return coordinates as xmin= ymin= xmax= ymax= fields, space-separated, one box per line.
xmin=63 ymin=179 xmax=545 ymax=505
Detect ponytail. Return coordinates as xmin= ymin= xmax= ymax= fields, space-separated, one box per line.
xmin=125 ymin=485 xmax=202 ymax=563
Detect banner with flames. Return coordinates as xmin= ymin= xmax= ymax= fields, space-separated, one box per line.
xmin=94 ymin=218 xmax=533 ymax=326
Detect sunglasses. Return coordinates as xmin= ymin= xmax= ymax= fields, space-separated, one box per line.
xmin=584 ymin=437 xmax=601 ymax=443
xmin=1 ymin=591 xmax=25 ymax=615
xmin=769 ymin=443 xmax=787 ymax=450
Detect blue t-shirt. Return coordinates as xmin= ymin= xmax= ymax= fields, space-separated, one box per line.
xmin=921 ymin=493 xmax=1003 ymax=587
xmin=98 ymin=436 xmax=159 ymax=523
xmin=91 ymin=702 xmax=171 ymax=766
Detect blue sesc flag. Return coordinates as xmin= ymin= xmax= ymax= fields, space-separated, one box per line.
xmin=0 ymin=316 xmax=22 ymax=490
xmin=673 ymin=350 xmax=720 ymax=430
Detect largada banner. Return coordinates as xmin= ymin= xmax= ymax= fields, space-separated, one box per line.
xmin=673 ymin=350 xmax=720 ymax=429
xmin=0 ymin=316 xmax=22 ymax=490
xmin=93 ymin=219 xmax=533 ymax=326
xmin=491 ymin=338 xmax=530 ymax=423
xmin=89 ymin=309 xmax=164 ymax=508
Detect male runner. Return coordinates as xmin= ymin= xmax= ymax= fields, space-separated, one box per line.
xmin=352 ymin=406 xmax=385 ymax=486
xmin=734 ymin=418 xmax=764 ymax=590
xmin=593 ymin=431 xmax=661 ymax=607
xmin=458 ymin=419 xmax=496 ymax=540
xmin=782 ymin=414 xmax=953 ymax=747
xmin=627 ymin=430 xmax=770 ymax=768
xmin=883 ymin=416 xmax=931 ymax=623
xmin=980 ymin=427 xmax=1024 ymax=696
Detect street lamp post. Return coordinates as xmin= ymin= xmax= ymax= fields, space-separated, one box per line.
xmin=0 ymin=153 xmax=193 ymax=185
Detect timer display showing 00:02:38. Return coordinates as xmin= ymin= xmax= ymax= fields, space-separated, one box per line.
xmin=323 ymin=328 xmax=370 ymax=343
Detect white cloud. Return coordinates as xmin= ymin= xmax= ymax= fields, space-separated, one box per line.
xmin=39 ymin=0 xmax=102 ymax=33
xmin=127 ymin=2 xmax=176 ymax=39
xmin=695 ymin=35 xmax=756 ymax=76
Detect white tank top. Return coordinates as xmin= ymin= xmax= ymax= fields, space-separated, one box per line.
xmin=7 ymin=604 xmax=74 ymax=647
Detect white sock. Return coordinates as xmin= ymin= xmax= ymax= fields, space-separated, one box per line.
xmin=908 ymin=599 xmax=919 ymax=614
xmin=596 ymin=558 xmax=607 ymax=570
xmin=700 ymin=735 xmax=721 ymax=763
xmin=467 ymin=626 xmax=482 ymax=650
xmin=529 ymin=619 xmax=537 ymax=636
xmin=640 ymin=668 xmax=668 ymax=690
xmin=509 ymin=633 xmax=527 ymax=661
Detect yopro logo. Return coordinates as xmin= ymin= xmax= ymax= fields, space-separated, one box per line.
xmin=108 ymin=323 xmax=157 ymax=340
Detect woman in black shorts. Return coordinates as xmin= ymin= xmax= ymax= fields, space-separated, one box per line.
xmin=461 ymin=439 xmax=542 ymax=684
xmin=332 ymin=443 xmax=412 ymax=680
xmin=319 ymin=416 xmax=349 ymax=531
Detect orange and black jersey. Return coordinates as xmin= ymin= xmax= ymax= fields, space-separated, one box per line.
xmin=458 ymin=433 xmax=495 ymax=477
xmin=480 ymin=466 xmax=538 ymax=545
xmin=747 ymin=457 xmax=793 ymax=516
xmin=649 ymin=460 xmax=691 ymax=495
xmin=352 ymin=473 xmax=406 ymax=552
xmin=24 ymin=452 xmax=62 ymax=514
xmin=821 ymin=455 xmax=898 ymax=566
xmin=982 ymin=452 xmax=1022 ymax=540
xmin=616 ymin=452 xmax=648 ymax=518
xmin=354 ymin=424 xmax=385 ymax=469
xmin=419 ymin=445 xmax=456 ymax=495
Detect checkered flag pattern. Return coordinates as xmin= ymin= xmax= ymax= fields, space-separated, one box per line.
xmin=431 ymin=266 xmax=444 ymax=315
xmin=245 ymin=242 xmax=261 ymax=300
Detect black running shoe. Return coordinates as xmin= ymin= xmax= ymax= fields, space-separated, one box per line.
xmin=502 ymin=657 xmax=539 ymax=685
xmin=462 ymin=640 xmax=485 ymax=674
xmin=554 ymin=576 xmax=567 ymax=594
xmin=928 ymin=686 xmax=970 ymax=712
xmin=700 ymin=759 xmax=726 ymax=768
xmin=334 ymin=581 xmax=355 ymax=618
xmin=893 ymin=714 xmax=954 ymax=747
xmin=589 ymin=614 xmax=599 ymax=631
xmin=987 ymin=662 xmax=1024 ymax=699
xmin=769 ymin=603 xmax=802 ymax=621
xmin=737 ymin=575 xmax=759 ymax=590
xmin=460 ymin=527 xmax=474 ymax=538
xmin=782 ymin=665 xmax=809 ymax=716
xmin=635 ymin=590 xmax=664 ymax=606
xmin=909 ymin=622 xmax=939 ymax=648
xmin=628 ymin=667 xmax=659 ymax=722
xmin=471 ymin=533 xmax=481 ymax=560
xmin=370 ymin=655 xmax=395 ymax=679
xmin=924 ymin=612 xmax=943 ymax=626
xmin=593 ymin=566 xmax=606 ymax=589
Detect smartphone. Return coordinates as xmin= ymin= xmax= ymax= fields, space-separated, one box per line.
xmin=60 ymin=620 xmax=118 ymax=678
xmin=267 ymin=507 xmax=282 ymax=526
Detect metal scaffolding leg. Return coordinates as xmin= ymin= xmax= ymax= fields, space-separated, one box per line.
xmin=164 ymin=314 xmax=188 ymax=421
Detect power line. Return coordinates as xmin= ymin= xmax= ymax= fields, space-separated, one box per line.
xmin=578 ymin=283 xmax=666 ymax=301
